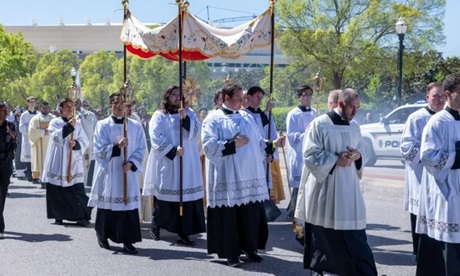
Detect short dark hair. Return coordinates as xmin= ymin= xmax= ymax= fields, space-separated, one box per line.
xmin=213 ymin=90 xmax=223 ymax=105
xmin=109 ymin=92 xmax=121 ymax=104
xmin=39 ymin=101 xmax=50 ymax=108
xmin=221 ymin=83 xmax=243 ymax=103
xmin=426 ymin=82 xmax=443 ymax=95
xmin=247 ymin=86 xmax=265 ymax=96
xmin=198 ymin=107 xmax=208 ymax=114
xmin=296 ymin=84 xmax=313 ymax=97
xmin=443 ymin=73 xmax=460 ymax=94
xmin=59 ymin=98 xmax=73 ymax=109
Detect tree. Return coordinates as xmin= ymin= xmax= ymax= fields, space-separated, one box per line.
xmin=29 ymin=49 xmax=79 ymax=106
xmin=79 ymin=50 xmax=118 ymax=114
xmin=0 ymin=25 xmax=38 ymax=104
xmin=276 ymin=0 xmax=445 ymax=90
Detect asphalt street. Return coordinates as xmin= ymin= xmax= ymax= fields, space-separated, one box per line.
xmin=0 ymin=158 xmax=414 ymax=276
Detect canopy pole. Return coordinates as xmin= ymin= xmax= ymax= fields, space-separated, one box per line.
xmin=121 ymin=0 xmax=130 ymax=205
xmin=177 ymin=0 xmax=185 ymax=217
xmin=266 ymin=0 xmax=276 ymax=187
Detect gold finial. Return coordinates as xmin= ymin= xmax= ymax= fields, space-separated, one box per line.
xmin=120 ymin=80 xmax=135 ymax=105
xmin=121 ymin=0 xmax=129 ymax=7
xmin=183 ymin=1 xmax=190 ymax=10
xmin=224 ymin=74 xmax=234 ymax=85
xmin=175 ymin=0 xmax=183 ymax=5
xmin=183 ymin=78 xmax=201 ymax=106
xmin=312 ymin=70 xmax=325 ymax=92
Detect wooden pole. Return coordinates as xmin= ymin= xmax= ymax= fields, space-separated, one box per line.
xmin=122 ymin=0 xmax=129 ymax=205
xmin=177 ymin=0 xmax=184 ymax=217
xmin=67 ymin=72 xmax=78 ymax=183
xmin=266 ymin=0 xmax=276 ymax=188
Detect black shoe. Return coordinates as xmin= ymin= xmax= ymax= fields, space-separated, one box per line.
xmin=17 ymin=176 xmax=26 ymax=180
xmin=32 ymin=178 xmax=40 ymax=184
xmin=149 ymin=226 xmax=160 ymax=241
xmin=295 ymin=235 xmax=304 ymax=246
xmin=55 ymin=219 xmax=63 ymax=225
xmin=227 ymin=257 xmax=241 ymax=267
xmin=123 ymin=243 xmax=138 ymax=255
xmin=0 ymin=232 xmax=4 ymax=240
xmin=97 ymin=235 xmax=110 ymax=250
xmin=241 ymin=250 xmax=263 ymax=262
xmin=177 ymin=235 xmax=196 ymax=246
xmin=76 ymin=220 xmax=90 ymax=226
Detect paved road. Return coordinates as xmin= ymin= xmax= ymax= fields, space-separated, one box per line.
xmin=0 ymin=158 xmax=414 ymax=276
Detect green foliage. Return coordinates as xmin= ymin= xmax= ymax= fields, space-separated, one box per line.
xmin=272 ymin=106 xmax=294 ymax=132
xmin=28 ymin=49 xmax=79 ymax=107
xmin=80 ymin=50 xmax=121 ymax=115
xmin=276 ymin=0 xmax=446 ymax=90
xmin=0 ymin=25 xmax=38 ymax=104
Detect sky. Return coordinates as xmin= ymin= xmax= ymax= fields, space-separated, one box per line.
xmin=0 ymin=0 xmax=458 ymax=57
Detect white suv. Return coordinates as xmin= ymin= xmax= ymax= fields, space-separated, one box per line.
xmin=359 ymin=104 xmax=426 ymax=166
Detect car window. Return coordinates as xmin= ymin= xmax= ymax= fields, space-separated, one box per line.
xmin=386 ymin=107 xmax=420 ymax=124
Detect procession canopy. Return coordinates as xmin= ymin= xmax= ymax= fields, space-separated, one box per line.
xmin=120 ymin=7 xmax=273 ymax=61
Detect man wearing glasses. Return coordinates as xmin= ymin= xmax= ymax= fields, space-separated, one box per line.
xmin=286 ymin=85 xmax=317 ymax=221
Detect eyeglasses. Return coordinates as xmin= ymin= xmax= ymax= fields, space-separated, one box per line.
xmin=82 ymin=105 xmax=89 ymax=107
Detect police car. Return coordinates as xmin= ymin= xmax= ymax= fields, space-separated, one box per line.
xmin=359 ymin=103 xmax=426 ymax=166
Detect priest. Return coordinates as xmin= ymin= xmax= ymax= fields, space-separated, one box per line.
xmin=88 ymin=92 xmax=146 ymax=255
xmin=41 ymin=98 xmax=91 ymax=226
xmin=295 ymin=89 xmax=377 ymax=275
xmin=417 ymin=73 xmax=460 ymax=275
xmin=400 ymin=82 xmax=445 ymax=259
xmin=143 ymin=86 xmax=205 ymax=246
xmin=202 ymin=82 xmax=285 ymax=267
xmin=28 ymin=101 xmax=55 ymax=185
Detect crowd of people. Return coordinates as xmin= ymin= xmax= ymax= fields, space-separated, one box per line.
xmin=0 ymin=73 xmax=459 ymax=275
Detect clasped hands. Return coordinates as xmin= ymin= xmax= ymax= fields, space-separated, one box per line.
xmin=336 ymin=146 xmax=361 ymax=167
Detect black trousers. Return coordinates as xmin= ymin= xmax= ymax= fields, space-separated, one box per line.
xmin=305 ymin=223 xmax=377 ymax=276
xmin=86 ymin=160 xmax=95 ymax=186
xmin=410 ymin=213 xmax=420 ymax=256
xmin=416 ymin=234 xmax=446 ymax=276
xmin=24 ymin=162 xmax=32 ymax=181
xmin=0 ymin=159 xmax=13 ymax=233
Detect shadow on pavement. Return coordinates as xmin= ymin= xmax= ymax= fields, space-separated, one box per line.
xmin=372 ymin=250 xmax=416 ymax=266
xmin=3 ymin=231 xmax=72 ymax=242
xmin=7 ymin=192 xmax=45 ymax=199
xmin=367 ymin=223 xmax=401 ymax=231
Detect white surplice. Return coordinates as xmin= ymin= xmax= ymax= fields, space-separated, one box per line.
xmin=202 ymin=109 xmax=269 ymax=208
xmin=19 ymin=110 xmax=37 ymax=162
xmin=88 ymin=117 xmax=146 ymax=211
xmin=417 ymin=109 xmax=460 ymax=243
xmin=400 ymin=107 xmax=434 ymax=214
xmin=41 ymin=117 xmax=89 ymax=187
xmin=143 ymin=109 xmax=204 ymax=202
xmin=245 ymin=108 xmax=278 ymax=189
xmin=28 ymin=112 xmax=55 ymax=178
xmin=77 ymin=109 xmax=97 ymax=161
xmin=286 ymin=106 xmax=316 ymax=187
xmin=295 ymin=113 xmax=367 ymax=230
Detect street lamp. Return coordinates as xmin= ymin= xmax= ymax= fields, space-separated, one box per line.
xmin=395 ymin=17 xmax=407 ymax=105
